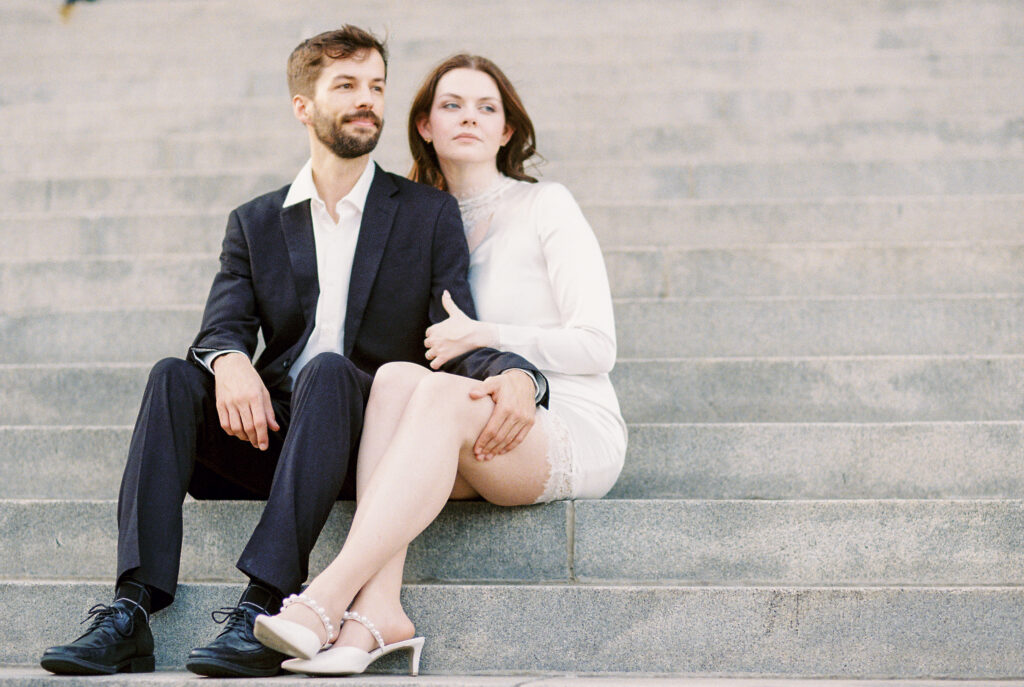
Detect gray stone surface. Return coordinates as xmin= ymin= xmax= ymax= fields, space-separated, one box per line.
xmin=7 ymin=243 xmax=1024 ymax=311
xmin=5 ymin=197 xmax=1024 ymax=260
xmin=7 ymin=357 xmax=1024 ymax=426
xmin=8 ymin=497 xmax=1022 ymax=586
xmin=607 ymin=243 xmax=1024 ymax=298
xmin=615 ymin=296 xmax=1024 ymax=357
xmin=4 ymin=116 xmax=1022 ymax=175
xmin=0 ymin=499 xmax=569 ymax=583
xmin=5 ymin=671 xmax=1022 ymax=687
xmin=574 ymin=499 xmax=1024 ymax=583
xmin=6 ymin=582 xmax=1024 ymax=676
xmin=0 ymin=309 xmax=200 ymax=363
xmin=3 ymin=0 xmax=1024 ymax=678
xmin=6 ymin=422 xmax=1024 ymax=501
xmin=6 ymin=295 xmax=1022 ymax=364
xmin=613 ymin=422 xmax=1024 ymax=500
xmin=3 ymin=159 xmax=1024 ymax=214
xmin=613 ymin=356 xmax=1024 ymax=423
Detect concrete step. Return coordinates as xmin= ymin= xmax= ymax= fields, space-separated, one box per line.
xmin=3 ymin=357 xmax=1023 ymax=426
xmin=4 ymin=498 xmax=1021 ymax=586
xmin=3 ymin=118 xmax=1023 ymax=174
xmin=614 ymin=356 xmax=1024 ymax=423
xmin=3 ymin=243 xmax=1022 ymax=311
xmin=15 ymin=668 xmax=923 ymax=687
xmin=0 ymin=121 xmax=1009 ymax=177
xmin=0 ymin=499 xmax=571 ymax=585
xmin=617 ymin=296 xmax=1024 ymax=357
xmin=6 ymin=52 xmax=1023 ymax=107
xmin=613 ymin=421 xmax=1024 ymax=500
xmin=4 ymin=581 xmax=1023 ymax=676
xmin=5 ymin=86 xmax=1024 ymax=139
xmin=4 ymin=422 xmax=1023 ymax=501
xmin=3 ymin=196 xmax=1022 ymax=259
xmin=3 ymin=296 xmax=1022 ymax=364
xmin=5 ymin=159 xmax=1024 ymax=213
xmin=4 ymin=0 xmax=1022 ymax=57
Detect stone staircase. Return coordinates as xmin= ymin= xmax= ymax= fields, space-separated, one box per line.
xmin=2 ymin=0 xmax=1024 ymax=681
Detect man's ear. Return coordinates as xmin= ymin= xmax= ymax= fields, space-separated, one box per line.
xmin=292 ymin=94 xmax=313 ymax=126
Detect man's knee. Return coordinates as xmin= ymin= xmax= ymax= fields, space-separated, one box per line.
xmin=292 ymin=352 xmax=369 ymax=404
xmin=296 ymin=352 xmax=357 ymax=382
xmin=149 ymin=357 xmax=196 ymax=382
xmin=146 ymin=357 xmax=208 ymax=400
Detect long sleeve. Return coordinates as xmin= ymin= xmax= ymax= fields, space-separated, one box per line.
xmin=430 ymin=194 xmax=550 ymax=406
xmin=188 ymin=209 xmax=261 ymax=370
xmin=494 ymin=183 xmax=617 ymax=375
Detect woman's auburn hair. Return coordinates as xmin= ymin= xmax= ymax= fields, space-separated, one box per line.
xmin=408 ymin=54 xmax=539 ymax=191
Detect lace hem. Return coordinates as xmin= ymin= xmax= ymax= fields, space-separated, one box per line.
xmin=534 ymin=410 xmax=576 ymax=503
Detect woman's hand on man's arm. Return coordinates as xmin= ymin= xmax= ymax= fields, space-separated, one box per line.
xmin=424 ymin=290 xmax=498 ymax=369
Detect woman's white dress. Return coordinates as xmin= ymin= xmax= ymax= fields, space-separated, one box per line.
xmin=458 ymin=177 xmax=627 ymax=501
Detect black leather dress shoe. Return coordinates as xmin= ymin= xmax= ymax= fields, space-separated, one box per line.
xmin=185 ymin=587 xmax=286 ymax=677
xmin=40 ymin=600 xmax=155 ymax=675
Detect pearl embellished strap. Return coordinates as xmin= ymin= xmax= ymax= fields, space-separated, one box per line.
xmin=281 ymin=593 xmax=335 ymax=647
xmin=342 ymin=610 xmax=385 ymax=650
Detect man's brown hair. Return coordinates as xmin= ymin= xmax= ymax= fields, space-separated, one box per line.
xmin=287 ymin=25 xmax=388 ymax=98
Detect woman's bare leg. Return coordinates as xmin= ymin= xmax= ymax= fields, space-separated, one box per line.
xmin=332 ymin=363 xmax=426 ymax=650
xmin=271 ymin=368 xmax=552 ymax=646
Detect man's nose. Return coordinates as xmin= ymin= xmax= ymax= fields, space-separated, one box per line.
xmin=354 ymin=83 xmax=375 ymax=107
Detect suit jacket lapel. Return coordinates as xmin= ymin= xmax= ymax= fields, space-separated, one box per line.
xmin=344 ymin=165 xmax=397 ymax=355
xmin=280 ymin=199 xmax=319 ymax=325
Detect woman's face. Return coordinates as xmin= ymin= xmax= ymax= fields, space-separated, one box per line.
xmin=418 ymin=68 xmax=513 ymax=167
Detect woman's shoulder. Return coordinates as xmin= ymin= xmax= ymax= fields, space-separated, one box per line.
xmin=510 ymin=179 xmax=576 ymax=203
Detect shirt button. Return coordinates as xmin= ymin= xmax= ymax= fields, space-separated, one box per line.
xmin=283 ymin=359 xmax=291 ymax=368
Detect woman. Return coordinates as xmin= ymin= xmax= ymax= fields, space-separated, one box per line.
xmin=253 ymin=54 xmax=627 ymax=676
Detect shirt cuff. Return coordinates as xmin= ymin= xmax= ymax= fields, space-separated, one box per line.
xmin=200 ymin=349 xmax=248 ymax=374
xmin=502 ymin=368 xmax=547 ymax=405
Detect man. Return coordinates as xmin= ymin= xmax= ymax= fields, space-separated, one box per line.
xmin=41 ymin=26 xmax=546 ymax=677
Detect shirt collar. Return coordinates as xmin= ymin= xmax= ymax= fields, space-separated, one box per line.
xmin=283 ymin=157 xmax=376 ymax=214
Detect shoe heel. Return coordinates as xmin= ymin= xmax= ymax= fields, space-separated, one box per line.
xmin=127 ymin=656 xmax=155 ymax=673
xmin=406 ymin=637 xmax=425 ymax=676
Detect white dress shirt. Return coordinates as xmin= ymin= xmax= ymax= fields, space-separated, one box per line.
xmin=202 ymin=158 xmax=375 ymax=383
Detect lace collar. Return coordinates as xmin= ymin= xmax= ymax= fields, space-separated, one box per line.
xmin=455 ymin=175 xmax=517 ymax=240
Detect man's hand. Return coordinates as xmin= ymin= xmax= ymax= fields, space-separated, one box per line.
xmin=212 ymin=352 xmax=279 ymax=450
xmin=469 ymin=369 xmax=537 ymax=460
xmin=424 ymin=290 xmax=497 ymax=369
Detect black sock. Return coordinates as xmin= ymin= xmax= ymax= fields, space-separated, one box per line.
xmin=114 ymin=579 xmax=152 ymax=616
xmin=240 ymin=578 xmax=283 ymax=614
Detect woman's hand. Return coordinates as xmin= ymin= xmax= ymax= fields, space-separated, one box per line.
xmin=424 ymin=290 xmax=497 ymax=369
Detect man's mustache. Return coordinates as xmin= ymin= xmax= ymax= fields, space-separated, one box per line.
xmin=341 ymin=110 xmax=382 ymax=127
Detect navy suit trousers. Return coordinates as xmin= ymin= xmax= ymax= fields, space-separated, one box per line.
xmin=115 ymin=352 xmax=371 ymax=612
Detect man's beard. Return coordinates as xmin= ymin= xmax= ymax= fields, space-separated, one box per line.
xmin=313 ymin=107 xmax=383 ymax=159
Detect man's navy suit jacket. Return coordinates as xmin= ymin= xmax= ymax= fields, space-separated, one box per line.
xmin=188 ymin=163 xmax=548 ymax=402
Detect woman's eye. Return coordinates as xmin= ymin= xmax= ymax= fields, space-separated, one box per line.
xmin=442 ymin=102 xmax=459 ymax=109
xmin=482 ymin=105 xmax=496 ymax=113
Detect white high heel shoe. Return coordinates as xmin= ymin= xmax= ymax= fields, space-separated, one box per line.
xmin=253 ymin=593 xmax=336 ymax=660
xmin=281 ymin=611 xmax=425 ymax=676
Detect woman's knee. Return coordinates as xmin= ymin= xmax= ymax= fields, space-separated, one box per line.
xmin=369 ymin=362 xmax=430 ymax=406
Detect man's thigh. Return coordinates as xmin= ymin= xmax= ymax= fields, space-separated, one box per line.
xmin=189 ymin=393 xmax=291 ymax=500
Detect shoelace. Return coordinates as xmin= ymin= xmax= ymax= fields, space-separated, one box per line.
xmin=210 ymin=606 xmax=251 ymax=637
xmin=81 ymin=603 xmax=133 ymax=635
